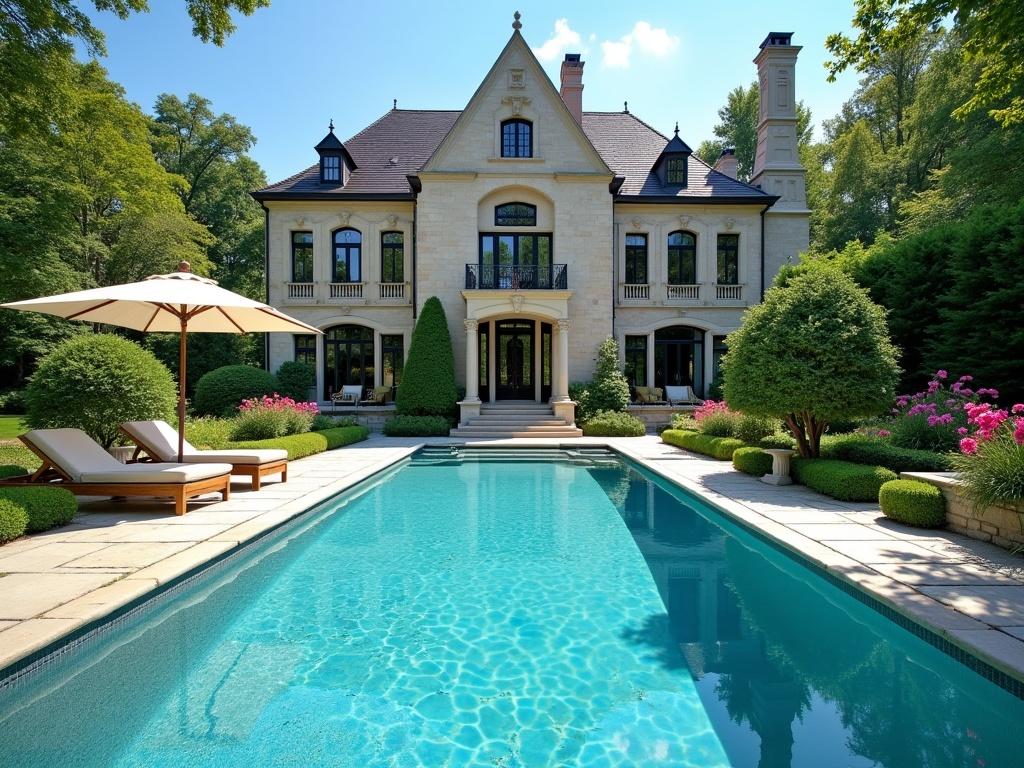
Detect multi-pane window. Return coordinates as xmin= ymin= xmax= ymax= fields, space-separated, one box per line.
xmin=322 ymin=154 xmax=340 ymax=183
xmin=666 ymin=157 xmax=686 ymax=185
xmin=667 ymin=231 xmax=696 ymax=284
xmin=625 ymin=336 xmax=647 ymax=387
xmin=381 ymin=232 xmax=404 ymax=283
xmin=501 ymin=119 xmax=532 ymax=158
xmin=479 ymin=233 xmax=553 ymax=288
xmin=294 ymin=334 xmax=316 ymax=366
xmin=716 ymin=234 xmax=739 ymax=285
xmin=625 ymin=234 xmax=648 ymax=284
xmin=291 ymin=232 xmax=313 ymax=282
xmin=332 ymin=228 xmax=362 ymax=282
xmin=381 ymin=334 xmax=404 ymax=394
xmin=494 ymin=202 xmax=537 ymax=226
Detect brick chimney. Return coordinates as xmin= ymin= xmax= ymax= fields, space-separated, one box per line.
xmin=713 ymin=147 xmax=738 ymax=178
xmin=560 ymin=53 xmax=584 ymax=124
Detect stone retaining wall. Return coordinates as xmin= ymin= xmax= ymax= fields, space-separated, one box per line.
xmin=902 ymin=472 xmax=1024 ymax=551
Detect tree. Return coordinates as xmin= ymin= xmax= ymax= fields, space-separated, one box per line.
xmin=395 ymin=297 xmax=458 ymax=418
xmin=816 ymin=120 xmax=888 ymax=249
xmin=722 ymin=268 xmax=899 ymax=458
xmin=587 ymin=337 xmax=630 ymax=414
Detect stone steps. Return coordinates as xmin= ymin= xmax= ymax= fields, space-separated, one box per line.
xmin=450 ymin=401 xmax=582 ymax=439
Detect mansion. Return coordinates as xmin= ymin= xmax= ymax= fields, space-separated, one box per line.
xmin=253 ymin=18 xmax=808 ymax=427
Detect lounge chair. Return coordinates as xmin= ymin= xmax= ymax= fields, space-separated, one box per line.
xmin=120 ymin=420 xmax=288 ymax=491
xmin=330 ymin=384 xmax=364 ymax=411
xmin=666 ymin=385 xmax=705 ymax=406
xmin=633 ymin=386 xmax=664 ymax=405
xmin=4 ymin=428 xmax=231 ymax=516
xmin=360 ymin=386 xmax=392 ymax=406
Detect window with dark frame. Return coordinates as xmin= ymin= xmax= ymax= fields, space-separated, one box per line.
xmin=332 ymin=228 xmax=362 ymax=282
xmin=381 ymin=232 xmax=404 ymax=283
xmin=625 ymin=234 xmax=648 ymax=284
xmin=625 ymin=336 xmax=647 ymax=387
xmin=667 ymin=230 xmax=696 ymax=284
xmin=479 ymin=233 xmax=553 ymax=288
xmin=494 ymin=203 xmax=537 ymax=227
xmin=381 ymin=334 xmax=404 ymax=394
xmin=291 ymin=232 xmax=313 ymax=282
xmin=294 ymin=334 xmax=316 ymax=366
xmin=666 ymin=157 xmax=686 ymax=185
xmin=717 ymin=234 xmax=740 ymax=285
xmin=322 ymin=154 xmax=341 ymax=183
xmin=501 ymin=119 xmax=533 ymax=158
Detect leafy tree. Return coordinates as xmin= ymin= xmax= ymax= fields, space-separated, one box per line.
xmin=396 ymin=297 xmax=457 ymax=418
xmin=722 ymin=268 xmax=899 ymax=458
xmin=274 ymin=360 xmax=315 ymax=402
xmin=586 ymin=337 xmax=630 ymax=414
xmin=817 ymin=120 xmax=888 ymax=249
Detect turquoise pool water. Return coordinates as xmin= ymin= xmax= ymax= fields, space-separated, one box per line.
xmin=0 ymin=452 xmax=1021 ymax=767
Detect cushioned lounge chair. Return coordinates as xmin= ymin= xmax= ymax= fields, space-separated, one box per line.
xmin=665 ymin=385 xmax=705 ymax=406
xmin=330 ymin=385 xmax=364 ymax=411
xmin=5 ymin=428 xmax=231 ymax=516
xmin=120 ymin=420 xmax=288 ymax=491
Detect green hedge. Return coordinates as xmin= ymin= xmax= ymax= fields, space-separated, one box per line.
xmin=383 ymin=415 xmax=451 ymax=437
xmin=662 ymin=430 xmax=745 ymax=460
xmin=821 ymin=433 xmax=950 ymax=473
xmin=733 ymin=447 xmax=774 ymax=476
xmin=0 ymin=464 xmax=29 ymax=479
xmin=230 ymin=426 xmax=369 ymax=460
xmin=792 ymin=459 xmax=897 ymax=502
xmin=193 ymin=364 xmax=277 ymax=417
xmin=582 ymin=410 xmax=646 ymax=437
xmin=274 ymin=361 xmax=315 ymax=401
xmin=879 ymin=480 xmax=946 ymax=527
xmin=0 ymin=487 xmax=77 ymax=533
xmin=396 ymin=297 xmax=458 ymax=417
xmin=0 ymin=498 xmax=28 ymax=543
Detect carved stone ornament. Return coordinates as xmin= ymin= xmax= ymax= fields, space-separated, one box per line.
xmin=510 ymin=294 xmax=525 ymax=314
xmin=678 ymin=214 xmax=691 ymax=228
xmin=509 ymin=68 xmax=525 ymax=89
xmin=631 ymin=217 xmax=644 ymax=230
xmin=338 ymin=212 xmax=351 ymax=226
xmin=338 ymin=306 xmax=351 ymax=316
xmin=723 ymin=217 xmax=735 ymax=231
xmin=386 ymin=214 xmax=399 ymax=228
xmin=464 ymin=319 xmax=479 ymax=333
xmin=501 ymin=95 xmax=531 ymax=117
xmin=296 ymin=217 xmax=305 ymax=228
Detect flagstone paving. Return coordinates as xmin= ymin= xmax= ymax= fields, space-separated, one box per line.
xmin=1 ymin=434 xmax=1023 ymax=685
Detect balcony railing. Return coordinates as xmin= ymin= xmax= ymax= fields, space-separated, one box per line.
xmin=621 ymin=283 xmax=650 ymax=300
xmin=666 ymin=284 xmax=700 ymax=300
xmin=379 ymin=282 xmax=406 ymax=300
xmin=329 ymin=282 xmax=364 ymax=300
xmin=465 ymin=263 xmax=568 ymax=290
xmin=716 ymin=283 xmax=743 ymax=300
xmin=286 ymin=282 xmax=315 ymax=301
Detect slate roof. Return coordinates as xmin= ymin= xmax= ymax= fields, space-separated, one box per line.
xmin=254 ymin=108 xmax=773 ymax=203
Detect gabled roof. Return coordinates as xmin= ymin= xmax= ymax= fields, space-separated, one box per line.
xmin=582 ymin=112 xmax=773 ymax=201
xmin=313 ymin=128 xmax=346 ymax=152
xmin=660 ymin=131 xmax=693 ymax=156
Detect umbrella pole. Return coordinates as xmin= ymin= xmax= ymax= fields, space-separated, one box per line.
xmin=178 ymin=315 xmax=187 ymax=462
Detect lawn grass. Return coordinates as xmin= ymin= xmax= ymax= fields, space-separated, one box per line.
xmin=0 ymin=415 xmax=26 ymax=440
xmin=0 ymin=443 xmax=40 ymax=471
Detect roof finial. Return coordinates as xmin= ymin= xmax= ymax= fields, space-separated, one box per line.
xmin=512 ymin=10 xmax=522 ymax=31
xmin=674 ymin=122 xmax=679 ymax=136
xmin=623 ymin=100 xmax=629 ymax=113
xmin=328 ymin=118 xmax=335 ymax=133
xmin=393 ymin=98 xmax=397 ymax=110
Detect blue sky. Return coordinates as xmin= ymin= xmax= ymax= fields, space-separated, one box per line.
xmin=84 ymin=1 xmax=861 ymax=183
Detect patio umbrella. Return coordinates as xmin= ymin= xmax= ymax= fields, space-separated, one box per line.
xmin=1 ymin=261 xmax=321 ymax=461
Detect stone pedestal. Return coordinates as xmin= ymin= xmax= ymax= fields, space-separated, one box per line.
xmin=458 ymin=400 xmax=481 ymax=426
xmin=552 ymin=400 xmax=576 ymax=426
xmin=761 ymin=449 xmax=795 ymax=486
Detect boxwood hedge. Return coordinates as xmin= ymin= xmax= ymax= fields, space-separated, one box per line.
xmin=662 ymin=429 xmax=745 ymax=461
xmin=821 ymin=433 xmax=950 ymax=473
xmin=732 ymin=447 xmax=774 ymax=476
xmin=791 ymin=459 xmax=897 ymax=502
xmin=582 ymin=411 xmax=646 ymax=437
xmin=383 ymin=415 xmax=451 ymax=437
xmin=193 ymin=364 xmax=277 ymax=417
xmin=0 ymin=498 xmax=28 ymax=543
xmin=0 ymin=486 xmax=77 ymax=533
xmin=879 ymin=479 xmax=947 ymax=527
xmin=230 ymin=425 xmax=369 ymax=460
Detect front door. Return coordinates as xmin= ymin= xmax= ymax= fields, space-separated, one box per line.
xmin=496 ymin=320 xmax=534 ymax=399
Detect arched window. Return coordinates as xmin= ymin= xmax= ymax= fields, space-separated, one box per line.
xmin=332 ymin=228 xmax=361 ymax=282
xmin=323 ymin=324 xmax=374 ymax=399
xmin=501 ymin=119 xmax=533 ymax=158
xmin=654 ymin=325 xmax=704 ymax=395
xmin=494 ymin=202 xmax=537 ymax=226
xmin=667 ymin=231 xmax=697 ymax=285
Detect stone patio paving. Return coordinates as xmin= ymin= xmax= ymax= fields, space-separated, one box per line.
xmin=1 ymin=434 xmax=1023 ymax=685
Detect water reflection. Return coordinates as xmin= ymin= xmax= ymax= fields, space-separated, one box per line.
xmin=591 ymin=465 xmax=1018 ymax=768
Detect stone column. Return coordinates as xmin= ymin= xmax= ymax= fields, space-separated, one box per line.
xmin=464 ymin=319 xmax=480 ymax=403
xmin=555 ymin=318 xmax=571 ymax=402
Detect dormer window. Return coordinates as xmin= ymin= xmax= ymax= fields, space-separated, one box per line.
xmin=321 ymin=154 xmax=341 ymax=183
xmin=501 ymin=119 xmax=532 ymax=158
xmin=314 ymin=119 xmax=356 ymax=187
xmin=666 ymin=158 xmax=686 ymax=185
xmin=653 ymin=123 xmax=692 ymax=188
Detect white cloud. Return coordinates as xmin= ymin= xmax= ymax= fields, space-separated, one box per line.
xmin=601 ymin=21 xmax=679 ymax=68
xmin=533 ymin=19 xmax=582 ymax=62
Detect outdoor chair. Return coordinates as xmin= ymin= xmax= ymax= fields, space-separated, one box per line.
xmin=120 ymin=420 xmax=288 ymax=491
xmin=331 ymin=385 xmax=364 ymax=411
xmin=633 ymin=386 xmax=664 ymax=405
xmin=665 ymin=385 xmax=705 ymax=406
xmin=3 ymin=428 xmax=231 ymax=516
xmin=360 ymin=386 xmax=392 ymax=406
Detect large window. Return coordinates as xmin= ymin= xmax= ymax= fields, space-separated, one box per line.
xmin=667 ymin=231 xmax=696 ymax=284
xmin=717 ymin=234 xmax=739 ymax=285
xmin=501 ymin=119 xmax=532 ymax=158
xmin=625 ymin=234 xmax=648 ymax=284
xmin=625 ymin=336 xmax=647 ymax=387
xmin=654 ymin=325 xmax=704 ymax=395
xmin=479 ymin=233 xmax=553 ymax=288
xmin=321 ymin=154 xmax=340 ymax=183
xmin=332 ymin=228 xmax=362 ymax=282
xmin=666 ymin=157 xmax=686 ymax=185
xmin=381 ymin=334 xmax=404 ymax=395
xmin=494 ymin=202 xmax=537 ymax=227
xmin=381 ymin=232 xmax=404 ymax=283
xmin=294 ymin=334 xmax=316 ymax=366
xmin=291 ymin=232 xmax=313 ymax=282
xmin=323 ymin=324 xmax=373 ymax=400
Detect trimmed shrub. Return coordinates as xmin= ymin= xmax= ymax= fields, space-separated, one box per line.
xmin=582 ymin=411 xmax=646 ymax=437
xmin=791 ymin=459 xmax=897 ymax=502
xmin=670 ymin=413 xmax=697 ymax=431
xmin=735 ymin=413 xmax=778 ymax=445
xmin=662 ymin=429 xmax=745 ymax=461
xmin=396 ymin=297 xmax=458 ymax=417
xmin=311 ymin=414 xmax=358 ymax=431
xmin=230 ymin=426 xmax=369 ymax=460
xmin=274 ymin=361 xmax=315 ymax=401
xmin=758 ymin=432 xmax=797 ymax=450
xmin=879 ymin=480 xmax=947 ymax=528
xmin=193 ymin=364 xmax=277 ymax=418
xmin=184 ymin=417 xmax=234 ymax=450
xmin=0 ymin=465 xmax=29 ymax=479
xmin=25 ymin=334 xmax=177 ymax=448
xmin=0 ymin=499 xmax=28 ymax=543
xmin=569 ymin=382 xmax=595 ymax=424
xmin=587 ymin=338 xmax=631 ymax=414
xmin=383 ymin=415 xmax=451 ymax=437
xmin=321 ymin=426 xmax=370 ymax=450
xmin=821 ymin=433 xmax=950 ymax=472
xmin=733 ymin=447 xmax=774 ymax=476
xmin=0 ymin=487 xmax=77 ymax=533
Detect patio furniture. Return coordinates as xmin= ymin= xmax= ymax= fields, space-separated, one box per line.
xmin=666 ymin=385 xmax=704 ymax=406
xmin=3 ymin=428 xmax=231 ymax=516
xmin=331 ymin=385 xmax=364 ymax=411
xmin=633 ymin=386 xmax=664 ymax=405
xmin=361 ymin=386 xmax=392 ymax=406
xmin=120 ymin=420 xmax=288 ymax=491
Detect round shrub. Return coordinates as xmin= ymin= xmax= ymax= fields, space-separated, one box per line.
xmin=275 ymin=361 xmax=315 ymax=401
xmin=0 ymin=465 xmax=29 ymax=479
xmin=396 ymin=297 xmax=458 ymax=417
xmin=879 ymin=479 xmax=947 ymax=528
xmin=193 ymin=364 xmax=277 ymax=417
xmin=791 ymin=459 xmax=897 ymax=502
xmin=0 ymin=487 xmax=77 ymax=533
xmin=733 ymin=447 xmax=774 ymax=476
xmin=0 ymin=498 xmax=28 ymax=543
xmin=25 ymin=334 xmax=177 ymax=448
xmin=582 ymin=411 xmax=645 ymax=437
xmin=383 ymin=415 xmax=451 ymax=437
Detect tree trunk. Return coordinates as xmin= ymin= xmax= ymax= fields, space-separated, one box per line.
xmin=785 ymin=413 xmax=811 ymax=458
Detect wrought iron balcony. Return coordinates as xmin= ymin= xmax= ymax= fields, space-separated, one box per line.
xmin=465 ymin=263 xmax=568 ymax=290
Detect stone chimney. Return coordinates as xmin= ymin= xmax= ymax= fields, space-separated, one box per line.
xmin=560 ymin=53 xmax=584 ymax=124
xmin=713 ymin=147 xmax=738 ymax=179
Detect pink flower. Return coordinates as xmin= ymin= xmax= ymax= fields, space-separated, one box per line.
xmin=936 ymin=370 xmax=948 ymax=379
xmin=1013 ymin=404 xmax=1024 ymax=414
xmin=877 ymin=429 xmax=891 ymax=437
xmin=959 ymin=375 xmax=973 ymax=382
xmin=1015 ymin=419 xmax=1024 ymax=447
xmin=960 ymin=437 xmax=978 ymax=455
xmin=957 ymin=427 xmax=968 ymax=436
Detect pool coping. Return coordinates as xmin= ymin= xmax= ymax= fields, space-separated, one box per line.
xmin=1 ymin=434 xmax=1023 ymax=694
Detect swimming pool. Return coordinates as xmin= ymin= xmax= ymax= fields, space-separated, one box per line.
xmin=0 ymin=450 xmax=1020 ymax=766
